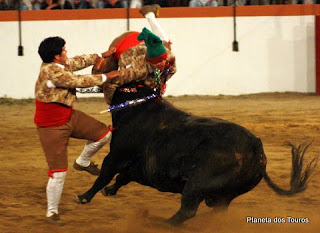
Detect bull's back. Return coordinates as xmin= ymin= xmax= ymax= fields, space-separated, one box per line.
xmin=141 ymin=104 xmax=261 ymax=193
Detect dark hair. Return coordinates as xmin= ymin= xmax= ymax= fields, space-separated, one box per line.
xmin=38 ymin=37 xmax=66 ymax=63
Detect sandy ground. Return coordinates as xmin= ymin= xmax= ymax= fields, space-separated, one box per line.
xmin=0 ymin=93 xmax=319 ymax=233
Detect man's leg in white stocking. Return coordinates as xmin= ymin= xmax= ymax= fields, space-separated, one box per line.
xmin=75 ymin=130 xmax=112 ymax=168
xmin=46 ymin=171 xmax=67 ymax=217
xmin=145 ymin=12 xmax=169 ymax=42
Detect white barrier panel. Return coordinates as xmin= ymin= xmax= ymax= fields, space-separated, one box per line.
xmin=0 ymin=15 xmax=315 ymax=99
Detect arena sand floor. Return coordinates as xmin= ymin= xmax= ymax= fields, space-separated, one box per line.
xmin=0 ymin=93 xmax=319 ymax=233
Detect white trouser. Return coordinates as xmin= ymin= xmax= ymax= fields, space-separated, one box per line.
xmin=145 ymin=12 xmax=169 ymax=42
xmin=46 ymin=171 xmax=66 ymax=217
xmin=75 ymin=131 xmax=112 ymax=167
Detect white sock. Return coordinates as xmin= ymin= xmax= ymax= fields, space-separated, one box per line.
xmin=75 ymin=131 xmax=112 ymax=167
xmin=46 ymin=171 xmax=67 ymax=217
xmin=145 ymin=12 xmax=169 ymax=42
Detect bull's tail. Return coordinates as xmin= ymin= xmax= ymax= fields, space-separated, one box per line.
xmin=257 ymin=140 xmax=319 ymax=196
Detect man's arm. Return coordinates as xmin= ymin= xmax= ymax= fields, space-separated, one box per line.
xmin=66 ymin=54 xmax=99 ymax=72
xmin=67 ymin=48 xmax=116 ymax=72
xmin=160 ymin=42 xmax=176 ymax=82
xmin=48 ymin=64 xmax=120 ymax=89
xmin=165 ymin=56 xmax=176 ymax=82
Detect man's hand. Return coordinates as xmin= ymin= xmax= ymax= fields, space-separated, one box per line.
xmin=102 ymin=47 xmax=116 ymax=58
xmin=105 ymin=70 xmax=123 ymax=85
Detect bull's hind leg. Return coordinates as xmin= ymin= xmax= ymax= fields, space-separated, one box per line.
xmin=76 ymin=153 xmax=118 ymax=204
xmin=205 ymin=196 xmax=233 ymax=212
xmin=167 ymin=180 xmax=204 ymax=226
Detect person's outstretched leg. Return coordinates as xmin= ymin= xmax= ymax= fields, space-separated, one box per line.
xmin=74 ymin=128 xmax=112 ymax=175
xmin=140 ymin=4 xmax=169 ymax=42
xmin=71 ymin=110 xmax=113 ymax=176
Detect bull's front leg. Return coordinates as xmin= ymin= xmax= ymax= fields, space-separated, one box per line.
xmin=76 ymin=154 xmax=118 ymax=204
xmin=101 ymin=173 xmax=131 ymax=196
xmin=101 ymin=161 xmax=142 ymax=196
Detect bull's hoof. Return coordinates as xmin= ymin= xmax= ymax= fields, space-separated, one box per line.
xmin=101 ymin=186 xmax=117 ymax=196
xmin=73 ymin=194 xmax=90 ymax=204
xmin=165 ymin=217 xmax=182 ymax=227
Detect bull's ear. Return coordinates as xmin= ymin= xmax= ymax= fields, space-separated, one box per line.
xmin=92 ymin=58 xmax=118 ymax=74
xmin=92 ymin=57 xmax=107 ymax=74
xmin=104 ymin=58 xmax=118 ymax=73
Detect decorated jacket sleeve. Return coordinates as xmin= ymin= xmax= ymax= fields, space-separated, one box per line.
xmin=103 ymin=83 xmax=118 ymax=105
xmin=165 ymin=49 xmax=177 ymax=82
xmin=65 ymin=54 xmax=99 ymax=72
xmin=118 ymin=54 xmax=148 ymax=84
xmin=48 ymin=64 xmax=104 ymax=88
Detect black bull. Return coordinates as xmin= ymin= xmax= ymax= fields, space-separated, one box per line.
xmin=76 ymin=82 xmax=318 ymax=225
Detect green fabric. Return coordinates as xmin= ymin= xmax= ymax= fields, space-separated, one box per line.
xmin=138 ymin=27 xmax=166 ymax=59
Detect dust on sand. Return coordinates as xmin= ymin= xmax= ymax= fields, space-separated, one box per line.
xmin=0 ymin=93 xmax=319 ymax=233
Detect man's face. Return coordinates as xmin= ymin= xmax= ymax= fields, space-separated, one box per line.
xmin=149 ymin=59 xmax=166 ymax=72
xmin=54 ymin=46 xmax=67 ymax=65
